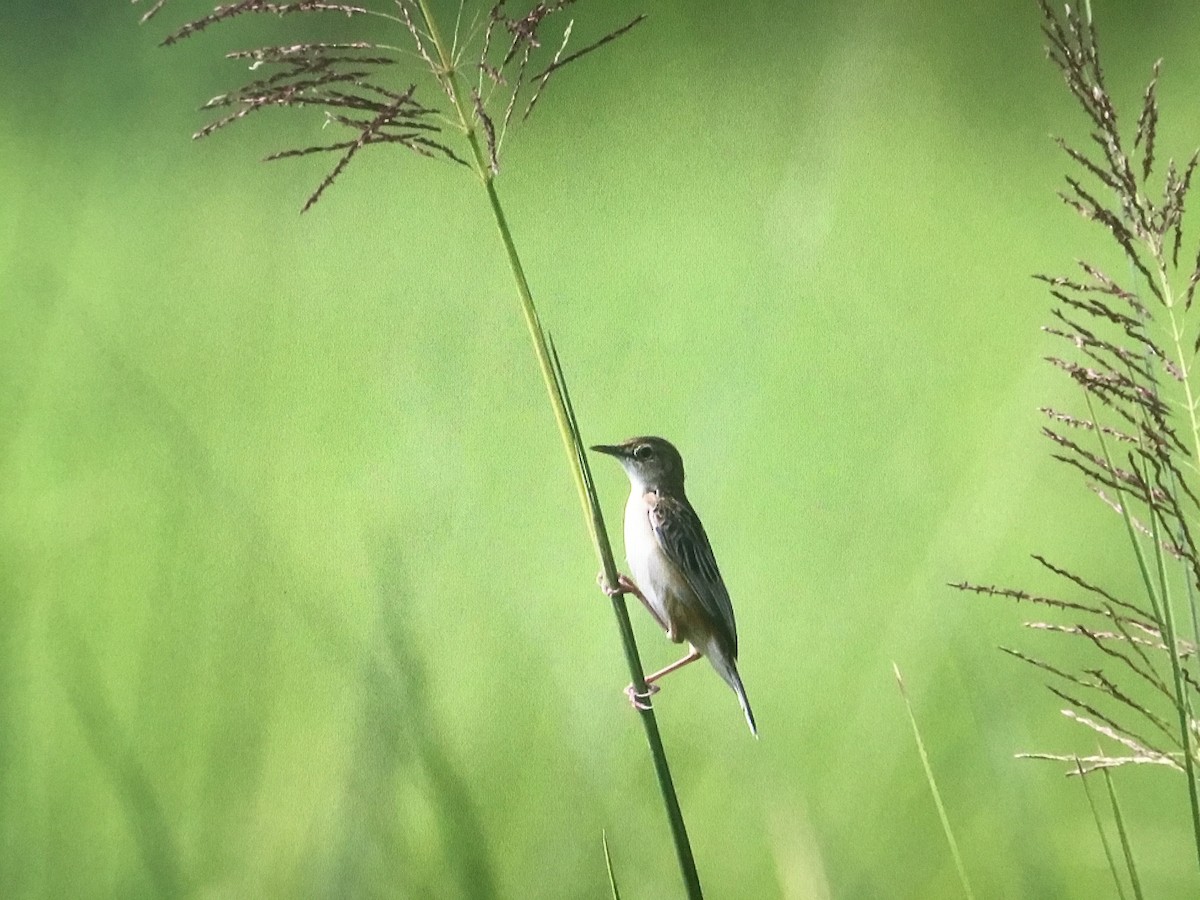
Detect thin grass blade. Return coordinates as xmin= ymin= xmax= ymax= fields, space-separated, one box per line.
xmin=1075 ymin=757 xmax=1129 ymax=900
xmin=893 ymin=663 xmax=976 ymax=900
xmin=1101 ymin=764 xmax=1145 ymax=900
xmin=603 ymin=830 xmax=622 ymax=900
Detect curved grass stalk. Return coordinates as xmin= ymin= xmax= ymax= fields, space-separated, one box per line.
xmin=412 ymin=3 xmax=703 ymax=895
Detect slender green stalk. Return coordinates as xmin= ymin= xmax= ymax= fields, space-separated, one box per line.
xmin=1086 ymin=392 xmax=1200 ymax=867
xmin=1101 ymin=765 xmax=1145 ymax=900
xmin=1075 ymin=758 xmax=1129 ymax=900
xmin=1154 ymin=228 xmax=1200 ymax=664
xmin=893 ymin=664 xmax=975 ymax=900
xmin=412 ymin=4 xmax=703 ymax=896
xmin=1141 ymin=463 xmax=1200 ymax=867
xmin=602 ymin=830 xmax=623 ymax=900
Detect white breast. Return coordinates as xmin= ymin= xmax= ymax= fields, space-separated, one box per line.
xmin=624 ymin=490 xmax=671 ymax=627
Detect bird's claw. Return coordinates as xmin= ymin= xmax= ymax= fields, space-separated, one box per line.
xmin=598 ymin=571 xmax=644 ymax=601
xmin=598 ymin=571 xmax=620 ymax=598
xmin=625 ymin=682 xmax=660 ymax=711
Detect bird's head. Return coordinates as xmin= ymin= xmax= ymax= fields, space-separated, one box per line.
xmin=590 ymin=435 xmax=686 ymax=492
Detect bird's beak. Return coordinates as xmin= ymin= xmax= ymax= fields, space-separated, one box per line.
xmin=590 ymin=443 xmax=627 ymax=458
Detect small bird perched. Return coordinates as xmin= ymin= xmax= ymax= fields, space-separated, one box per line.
xmin=591 ymin=436 xmax=757 ymax=737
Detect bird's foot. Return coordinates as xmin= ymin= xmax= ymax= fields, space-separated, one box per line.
xmin=624 ymin=682 xmax=660 ymax=711
xmin=598 ymin=571 xmax=645 ymax=602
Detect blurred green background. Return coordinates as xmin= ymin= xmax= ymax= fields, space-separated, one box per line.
xmin=5 ymin=1 xmax=1200 ymax=897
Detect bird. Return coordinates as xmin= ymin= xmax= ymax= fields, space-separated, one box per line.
xmin=591 ymin=436 xmax=756 ymax=737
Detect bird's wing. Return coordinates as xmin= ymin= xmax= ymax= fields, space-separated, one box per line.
xmin=647 ymin=492 xmax=738 ymax=655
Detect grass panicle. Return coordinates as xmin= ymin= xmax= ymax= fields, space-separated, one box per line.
xmin=954 ymin=0 xmax=1200 ymax=872
xmin=135 ymin=0 xmax=643 ymax=211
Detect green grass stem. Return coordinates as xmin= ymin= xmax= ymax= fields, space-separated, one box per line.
xmin=1075 ymin=757 xmax=1129 ymax=900
xmin=603 ymin=830 xmax=622 ymax=900
xmin=893 ymin=663 xmax=975 ymax=900
xmin=1085 ymin=391 xmax=1200 ymax=870
xmin=1101 ymin=764 xmax=1144 ymax=900
xmin=412 ymin=4 xmax=703 ymax=896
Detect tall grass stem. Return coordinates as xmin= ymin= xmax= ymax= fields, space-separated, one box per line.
xmin=412 ymin=3 xmax=703 ymax=895
xmin=1085 ymin=392 xmax=1200 ymax=867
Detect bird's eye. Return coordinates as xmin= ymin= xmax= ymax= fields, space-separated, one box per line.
xmin=633 ymin=444 xmax=654 ymax=461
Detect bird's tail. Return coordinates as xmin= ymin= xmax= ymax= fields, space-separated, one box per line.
xmin=712 ymin=653 xmax=757 ymax=738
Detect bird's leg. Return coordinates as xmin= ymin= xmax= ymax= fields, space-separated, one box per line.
xmin=597 ymin=571 xmax=670 ymax=634
xmin=624 ymin=648 xmax=703 ymax=711
xmin=645 ymin=648 xmax=702 ymax=686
